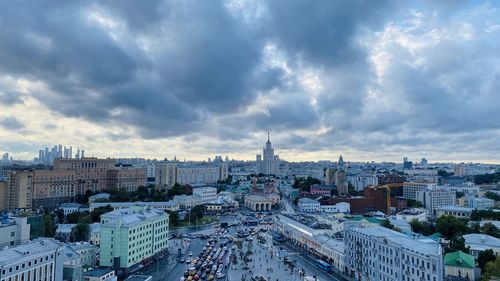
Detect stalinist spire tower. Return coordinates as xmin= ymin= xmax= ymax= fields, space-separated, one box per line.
xmin=256 ymin=132 xmax=280 ymax=175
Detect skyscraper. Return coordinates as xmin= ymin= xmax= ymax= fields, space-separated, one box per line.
xmin=256 ymin=132 xmax=280 ymax=175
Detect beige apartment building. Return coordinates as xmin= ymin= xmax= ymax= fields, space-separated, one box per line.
xmin=0 ymin=181 xmax=8 ymax=210
xmin=7 ymin=170 xmax=33 ymax=210
xmin=154 ymin=163 xmax=229 ymax=188
xmin=106 ymin=166 xmax=146 ymax=192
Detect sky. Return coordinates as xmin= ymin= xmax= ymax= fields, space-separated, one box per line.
xmin=0 ymin=0 xmax=500 ymax=163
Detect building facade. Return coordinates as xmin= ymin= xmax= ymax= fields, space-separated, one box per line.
xmin=7 ymin=170 xmax=33 ymax=211
xmin=100 ymin=206 xmax=169 ymax=273
xmin=0 ymin=216 xmax=30 ymax=248
xmin=345 ymin=225 xmax=443 ymax=281
xmin=192 ymin=187 xmax=217 ymax=204
xmin=403 ymin=182 xmax=437 ymax=200
xmin=297 ymin=198 xmax=320 ymax=213
xmin=416 ymin=188 xmax=456 ymax=216
xmin=0 ymin=238 xmax=65 ymax=281
xmin=106 ymin=167 xmax=146 ymax=192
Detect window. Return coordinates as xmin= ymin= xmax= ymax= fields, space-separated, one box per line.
xmin=10 ymin=232 xmax=15 ymax=237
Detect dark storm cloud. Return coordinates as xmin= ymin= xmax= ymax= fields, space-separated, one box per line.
xmin=0 ymin=117 xmax=25 ymax=130
xmin=0 ymin=0 xmax=499 ymax=159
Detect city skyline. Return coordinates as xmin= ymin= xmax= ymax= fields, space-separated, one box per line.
xmin=1 ymin=1 xmax=500 ymax=163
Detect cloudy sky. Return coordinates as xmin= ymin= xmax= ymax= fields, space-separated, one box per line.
xmin=0 ymin=0 xmax=499 ymax=162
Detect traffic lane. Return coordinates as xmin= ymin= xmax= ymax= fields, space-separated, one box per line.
xmin=277 ymin=242 xmax=345 ymax=281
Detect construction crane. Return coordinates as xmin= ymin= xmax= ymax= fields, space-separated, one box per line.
xmin=373 ymin=183 xmax=404 ymax=215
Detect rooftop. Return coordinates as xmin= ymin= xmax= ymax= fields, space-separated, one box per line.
xmin=82 ymin=269 xmax=114 ymax=277
xmin=463 ymin=234 xmax=500 ymax=248
xmin=350 ymin=226 xmax=441 ymax=256
xmin=0 ymin=239 xmax=63 ymax=266
xmin=124 ymin=275 xmax=152 ymax=281
xmin=444 ymin=250 xmax=474 ymax=268
xmin=438 ymin=206 xmax=473 ymax=212
xmin=101 ymin=206 xmax=167 ymax=227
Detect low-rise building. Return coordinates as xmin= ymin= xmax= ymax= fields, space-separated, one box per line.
xmin=88 ymin=223 xmax=100 ymax=245
xmin=87 ymin=193 xmax=110 ymax=204
xmin=244 ymin=195 xmax=274 ymax=212
xmin=395 ymin=208 xmax=427 ymax=222
xmin=310 ymin=185 xmax=332 ymax=196
xmin=59 ymin=203 xmax=83 ymax=216
xmin=0 ymin=215 xmax=30 ymax=248
xmin=81 ymin=269 xmax=117 ymax=281
xmin=0 ymin=238 xmax=65 ymax=281
xmin=192 ymin=187 xmax=217 ymax=204
xmin=467 ymin=196 xmax=495 ymax=210
xmin=345 ymin=225 xmax=443 ymax=281
xmin=320 ymin=202 xmax=350 ymax=213
xmin=463 ymin=234 xmax=500 ymax=258
xmin=90 ymin=201 xmax=179 ymax=212
xmin=444 ymin=250 xmax=477 ymax=281
xmin=298 ymin=198 xmax=320 ymax=213
xmin=436 ymin=206 xmax=473 ymax=219
xmin=100 ymin=206 xmax=169 ymax=274
xmin=56 ymin=224 xmax=76 ymax=242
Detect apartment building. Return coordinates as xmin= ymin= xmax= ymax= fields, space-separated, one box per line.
xmin=467 ymin=196 xmax=495 ymax=210
xmin=100 ymin=206 xmax=169 ymax=274
xmin=417 ymin=188 xmax=456 ymax=216
xmin=0 ymin=238 xmax=65 ymax=281
xmin=297 ymin=198 xmax=320 ymax=213
xmin=403 ymin=182 xmax=437 ymax=200
xmin=345 ymin=225 xmax=443 ymax=281
xmin=106 ymin=167 xmax=146 ymax=192
xmin=154 ymin=163 xmax=228 ymax=187
xmin=7 ymin=170 xmax=33 ymax=210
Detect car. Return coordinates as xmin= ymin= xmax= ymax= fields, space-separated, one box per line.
xmin=180 ymin=258 xmax=186 ymax=263
xmin=186 ymin=258 xmax=191 ymax=264
xmin=216 ymin=272 xmax=225 ymax=279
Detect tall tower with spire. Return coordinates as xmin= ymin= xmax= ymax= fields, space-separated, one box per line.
xmin=256 ymin=132 xmax=280 ymax=175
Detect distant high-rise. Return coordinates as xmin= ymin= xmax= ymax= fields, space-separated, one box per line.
xmin=421 ymin=158 xmax=428 ymax=165
xmin=2 ymin=152 xmax=10 ymax=163
xmin=256 ymin=132 xmax=280 ymax=175
xmin=403 ymin=156 xmax=413 ymax=169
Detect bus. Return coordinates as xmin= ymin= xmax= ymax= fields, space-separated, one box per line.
xmin=315 ymin=259 xmax=332 ymax=273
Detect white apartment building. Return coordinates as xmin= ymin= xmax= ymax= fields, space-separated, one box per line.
xmin=446 ymin=183 xmax=479 ymax=196
xmin=297 ymin=198 xmax=320 ymax=213
xmin=348 ymin=175 xmax=378 ymax=192
xmin=59 ymin=203 xmax=82 ymax=215
xmin=467 ymin=196 xmax=495 ymax=210
xmin=0 ymin=238 xmax=65 ymax=281
xmin=192 ymin=187 xmax=217 ymax=204
xmin=320 ymin=202 xmax=350 ymax=213
xmin=89 ymin=223 xmax=101 ymax=245
xmin=0 ymin=216 xmax=30 ymax=248
xmin=416 ymin=188 xmax=456 ymax=216
xmin=403 ymin=182 xmax=437 ymax=200
xmin=173 ymin=195 xmax=203 ymax=209
xmin=100 ymin=206 xmax=169 ymax=273
xmin=154 ymin=163 xmax=228 ymax=187
xmin=345 ymin=225 xmax=443 ymax=281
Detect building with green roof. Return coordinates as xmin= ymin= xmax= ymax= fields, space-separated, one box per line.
xmin=444 ymin=250 xmax=478 ymax=280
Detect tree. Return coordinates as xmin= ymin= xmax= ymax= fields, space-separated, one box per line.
xmin=438 ymin=170 xmax=454 ymax=177
xmin=72 ymin=223 xmax=89 ymax=242
xmin=445 ymin=236 xmax=469 ymax=254
xmin=91 ymin=205 xmax=114 ymax=223
xmin=42 ymin=213 xmax=55 ymax=238
xmin=478 ymin=249 xmax=496 ymax=272
xmin=482 ymin=255 xmax=500 ymax=281
xmin=66 ymin=212 xmax=81 ymax=224
xmin=190 ymin=205 xmax=206 ymax=221
xmin=456 ymin=191 xmax=465 ymax=199
xmin=381 ymin=219 xmax=396 ymax=230
xmin=410 ymin=219 xmax=435 ymax=236
xmin=436 ymin=215 xmax=468 ymax=240
xmin=54 ymin=209 xmax=65 ymax=224
xmin=407 ymin=199 xmax=423 ymax=208
xmin=481 ymin=223 xmax=500 ymax=238
xmin=484 ymin=191 xmax=500 ymax=201
xmin=167 ymin=211 xmax=179 ymax=227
